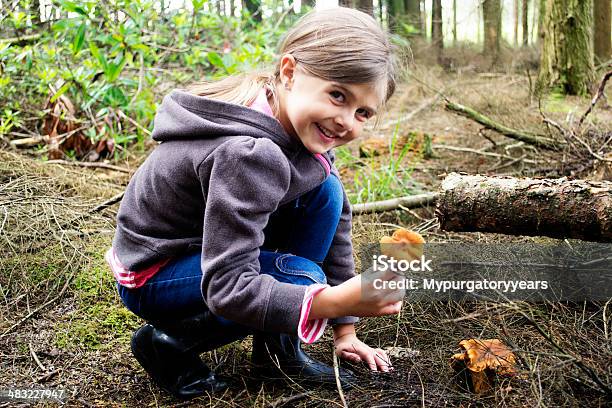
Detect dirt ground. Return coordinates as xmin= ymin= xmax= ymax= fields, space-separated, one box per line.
xmin=1 ymin=62 xmax=611 ymax=407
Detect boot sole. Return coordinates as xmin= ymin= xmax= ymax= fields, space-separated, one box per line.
xmin=130 ymin=326 xmax=228 ymax=399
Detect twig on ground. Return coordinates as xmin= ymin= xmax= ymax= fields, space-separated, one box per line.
xmin=44 ymin=160 xmax=131 ymax=173
xmin=351 ymin=193 xmax=438 ymax=215
xmin=433 ymin=144 xmax=538 ymax=164
xmin=29 ymin=342 xmax=47 ymax=372
xmin=268 ymin=392 xmax=313 ymax=408
xmin=0 ymin=267 xmax=76 ymax=339
xmin=89 ymin=192 xmax=124 ymax=214
xmin=332 ymin=349 xmax=348 ymax=408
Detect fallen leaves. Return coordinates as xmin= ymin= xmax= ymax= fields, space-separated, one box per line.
xmin=451 ymin=338 xmax=517 ymax=394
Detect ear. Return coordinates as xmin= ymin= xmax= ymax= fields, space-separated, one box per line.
xmin=278 ymin=54 xmax=297 ymax=89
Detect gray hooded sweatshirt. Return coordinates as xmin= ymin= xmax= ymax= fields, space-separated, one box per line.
xmin=112 ymin=90 xmax=357 ymax=334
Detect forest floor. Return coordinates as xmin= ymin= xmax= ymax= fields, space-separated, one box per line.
xmin=1 ymin=62 xmax=611 ymax=407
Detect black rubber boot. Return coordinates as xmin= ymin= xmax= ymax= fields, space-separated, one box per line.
xmin=131 ymin=311 xmax=249 ymax=399
xmin=251 ymin=332 xmax=356 ymax=389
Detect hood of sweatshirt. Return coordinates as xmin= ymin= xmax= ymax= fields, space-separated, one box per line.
xmin=151 ymin=90 xmax=304 ymax=154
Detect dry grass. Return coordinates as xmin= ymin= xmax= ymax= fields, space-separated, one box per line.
xmin=1 ymin=64 xmax=611 ymax=407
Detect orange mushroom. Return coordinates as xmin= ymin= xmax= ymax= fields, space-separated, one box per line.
xmin=379 ymin=228 xmax=425 ymax=261
xmin=451 ymin=338 xmax=517 ymax=394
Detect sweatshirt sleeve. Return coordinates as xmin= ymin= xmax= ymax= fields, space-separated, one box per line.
xmin=324 ymin=150 xmax=359 ymax=325
xmin=197 ymin=137 xmax=308 ymax=333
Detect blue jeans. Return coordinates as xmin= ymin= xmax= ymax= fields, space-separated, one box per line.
xmin=117 ymin=175 xmax=343 ymax=333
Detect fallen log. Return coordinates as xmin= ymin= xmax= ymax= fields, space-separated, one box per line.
xmin=444 ymin=100 xmax=562 ymax=151
xmin=436 ymin=173 xmax=612 ymax=242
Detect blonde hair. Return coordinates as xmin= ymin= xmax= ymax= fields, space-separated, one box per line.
xmin=189 ymin=7 xmax=397 ymax=117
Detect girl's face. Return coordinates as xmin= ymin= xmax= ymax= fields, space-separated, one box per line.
xmin=276 ymin=55 xmax=382 ymax=155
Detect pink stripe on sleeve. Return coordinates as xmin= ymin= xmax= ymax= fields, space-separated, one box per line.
xmin=314 ymin=153 xmax=331 ymax=177
xmin=298 ymin=284 xmax=329 ymax=344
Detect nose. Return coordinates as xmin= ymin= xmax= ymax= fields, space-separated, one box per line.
xmin=334 ymin=109 xmax=354 ymax=132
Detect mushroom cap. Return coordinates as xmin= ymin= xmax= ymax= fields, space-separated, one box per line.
xmin=454 ymin=339 xmax=517 ymax=375
xmin=380 ymin=229 xmax=425 ymax=260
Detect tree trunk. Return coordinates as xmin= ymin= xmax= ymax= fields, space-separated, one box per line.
xmin=482 ymin=0 xmax=501 ymax=60
xmin=357 ymin=0 xmax=374 ymax=16
xmin=388 ymin=0 xmax=405 ymax=33
xmin=436 ymin=173 xmax=612 ymax=242
xmin=514 ymin=0 xmax=519 ymax=46
xmin=537 ymin=0 xmax=595 ymax=96
xmin=405 ymin=0 xmax=422 ymax=36
xmin=302 ymin=0 xmax=316 ymax=8
xmin=537 ymin=0 xmax=544 ymax=46
xmin=522 ymin=0 xmax=529 ymax=46
xmin=452 ymin=0 xmax=457 ymax=45
xmin=594 ymin=0 xmax=611 ymax=64
xmin=431 ymin=0 xmax=443 ymax=52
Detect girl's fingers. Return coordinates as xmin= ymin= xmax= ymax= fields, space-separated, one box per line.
xmin=373 ymin=349 xmax=393 ymax=371
xmin=340 ymin=350 xmax=362 ymax=363
xmin=364 ymin=353 xmax=377 ymax=371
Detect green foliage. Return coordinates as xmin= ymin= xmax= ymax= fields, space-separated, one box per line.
xmin=0 ymin=0 xmax=298 ymax=155
xmin=335 ymin=130 xmax=424 ymax=204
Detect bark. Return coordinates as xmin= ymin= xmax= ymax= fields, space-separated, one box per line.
xmin=431 ymin=0 xmax=443 ymax=52
xmin=537 ymin=0 xmax=595 ymax=96
xmin=594 ymin=0 xmax=611 ymax=64
xmin=522 ymin=0 xmax=529 ymax=46
xmin=405 ymin=0 xmax=423 ymax=35
xmin=482 ymin=0 xmax=501 ymax=60
xmin=356 ymin=0 xmax=374 ymax=16
xmin=436 ymin=173 xmax=612 ymax=243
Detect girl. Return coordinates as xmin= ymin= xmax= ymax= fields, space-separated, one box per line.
xmin=106 ymin=7 xmax=404 ymax=400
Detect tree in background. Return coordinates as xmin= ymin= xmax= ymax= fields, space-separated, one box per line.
xmin=387 ymin=0 xmax=405 ymax=32
xmin=513 ymin=0 xmax=519 ymax=46
xmin=431 ymin=0 xmax=443 ymax=55
xmin=537 ymin=0 xmax=594 ymax=95
xmin=522 ymin=0 xmax=529 ymax=46
xmin=339 ymin=0 xmax=374 ymax=16
xmin=482 ymin=0 xmax=501 ymax=62
xmin=593 ymin=0 xmax=611 ymax=64
xmin=452 ymin=0 xmax=457 ymax=45
xmin=405 ymin=0 xmax=423 ymax=36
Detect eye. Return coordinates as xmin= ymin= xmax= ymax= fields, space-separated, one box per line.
xmin=330 ymin=90 xmax=345 ymax=102
xmin=356 ymin=108 xmax=373 ymax=120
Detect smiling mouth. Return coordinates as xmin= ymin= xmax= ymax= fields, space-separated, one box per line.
xmin=316 ymin=123 xmax=340 ymax=139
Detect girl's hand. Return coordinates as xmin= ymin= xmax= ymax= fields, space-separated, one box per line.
xmin=334 ymin=332 xmax=393 ymax=372
xmin=309 ymin=273 xmax=404 ymax=319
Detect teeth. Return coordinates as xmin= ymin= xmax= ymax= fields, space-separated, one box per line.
xmin=317 ymin=124 xmax=337 ymax=138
